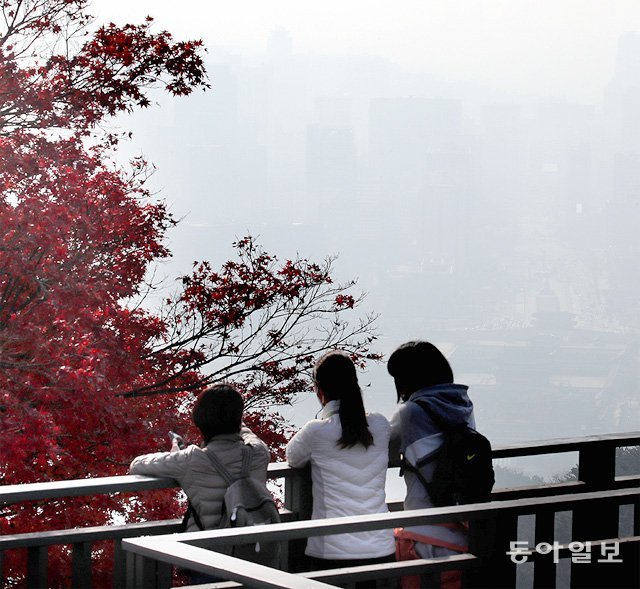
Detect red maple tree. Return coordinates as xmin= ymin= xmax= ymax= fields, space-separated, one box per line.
xmin=0 ymin=2 xmax=378 ymax=585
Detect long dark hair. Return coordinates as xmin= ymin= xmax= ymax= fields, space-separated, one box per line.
xmin=314 ymin=351 xmax=373 ymax=449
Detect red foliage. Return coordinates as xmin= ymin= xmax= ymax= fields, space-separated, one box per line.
xmin=0 ymin=1 xmax=205 ymax=585
xmin=0 ymin=1 xmax=378 ymax=586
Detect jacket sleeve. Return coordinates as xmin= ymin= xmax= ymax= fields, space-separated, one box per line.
xmin=285 ymin=421 xmax=316 ymax=468
xmin=129 ymin=446 xmax=193 ymax=480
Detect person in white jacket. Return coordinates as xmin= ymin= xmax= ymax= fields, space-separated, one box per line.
xmin=286 ymin=351 xmax=395 ymax=587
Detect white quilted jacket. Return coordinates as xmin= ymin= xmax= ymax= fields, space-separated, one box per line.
xmin=286 ymin=401 xmax=396 ymax=559
xmin=129 ymin=427 xmax=270 ymax=531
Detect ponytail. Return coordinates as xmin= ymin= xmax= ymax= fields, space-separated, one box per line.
xmin=314 ymin=352 xmax=373 ymax=449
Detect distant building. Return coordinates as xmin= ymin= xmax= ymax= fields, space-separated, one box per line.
xmin=368 ymin=97 xmax=462 ymax=195
xmin=306 ymin=124 xmax=357 ymax=207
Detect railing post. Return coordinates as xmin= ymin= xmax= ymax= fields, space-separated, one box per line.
xmin=618 ymin=537 xmax=640 ymax=589
xmin=156 ymin=561 xmax=172 ymax=588
xmin=571 ymin=442 xmax=620 ymax=589
xmin=125 ymin=551 xmax=147 ymax=589
xmin=574 ymin=442 xmax=617 ymax=535
xmin=125 ymin=549 xmax=135 ymax=588
xmin=466 ymin=516 xmax=497 ymax=588
xmin=571 ymin=498 xmax=637 ymax=589
xmin=284 ymin=465 xmax=313 ymax=573
xmin=72 ymin=541 xmax=93 ymax=589
xmin=533 ymin=509 xmax=556 ymax=588
xmin=113 ymin=539 xmax=125 ymax=589
xmin=26 ymin=546 xmax=48 ymax=589
xmin=473 ymin=511 xmax=518 ymax=588
xmin=125 ymin=553 xmax=157 ymax=589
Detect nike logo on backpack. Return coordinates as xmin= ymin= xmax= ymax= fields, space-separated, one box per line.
xmin=466 ymin=453 xmax=476 ymax=461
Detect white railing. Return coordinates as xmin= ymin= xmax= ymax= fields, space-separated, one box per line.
xmin=1 ymin=432 xmax=639 ymax=588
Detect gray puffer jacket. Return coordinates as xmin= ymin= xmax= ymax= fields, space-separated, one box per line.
xmin=129 ymin=427 xmax=270 ymax=531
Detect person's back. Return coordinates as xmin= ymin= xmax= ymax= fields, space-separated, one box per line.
xmin=391 ymin=383 xmax=474 ymax=549
xmin=388 ymin=341 xmax=475 ymax=589
xmin=287 ymin=401 xmax=392 ymax=558
xmin=286 ymin=351 xmax=395 ymax=585
xmin=129 ymin=384 xmax=269 ymax=532
xmin=130 ymin=426 xmax=269 ymax=531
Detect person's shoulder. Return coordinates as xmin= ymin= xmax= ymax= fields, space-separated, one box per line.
xmin=173 ymin=443 xmax=218 ymax=466
xmin=367 ymin=413 xmax=391 ymax=444
xmin=144 ymin=444 xmax=200 ymax=460
xmin=239 ymin=427 xmax=269 ymax=449
xmin=299 ymin=417 xmax=329 ymax=435
xmin=288 ymin=417 xmax=333 ymax=446
xmin=395 ymin=400 xmax=432 ymax=428
xmin=392 ymin=400 xmax=415 ymax=419
xmin=248 ymin=436 xmax=271 ymax=460
xmin=173 ymin=444 xmax=201 ymax=461
xmin=367 ymin=412 xmax=391 ymax=427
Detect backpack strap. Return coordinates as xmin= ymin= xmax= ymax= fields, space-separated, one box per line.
xmin=400 ymin=452 xmax=434 ymax=498
xmin=204 ymin=444 xmax=252 ymax=485
xmin=181 ymin=500 xmax=205 ymax=531
xmin=204 ymin=448 xmax=236 ymax=486
xmin=183 ymin=445 xmax=252 ymax=532
xmin=239 ymin=444 xmax=252 ymax=478
xmin=401 ymin=399 xmax=447 ymax=499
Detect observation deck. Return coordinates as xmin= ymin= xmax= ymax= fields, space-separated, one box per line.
xmin=1 ymin=432 xmax=639 ymax=588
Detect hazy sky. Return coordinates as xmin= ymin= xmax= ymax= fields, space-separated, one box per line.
xmin=87 ymin=0 xmax=640 ymax=460
xmin=93 ymin=0 xmax=640 ymax=102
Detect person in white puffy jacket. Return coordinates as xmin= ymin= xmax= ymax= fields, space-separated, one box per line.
xmin=129 ymin=384 xmax=270 ymax=532
xmin=286 ymin=351 xmax=395 ymax=586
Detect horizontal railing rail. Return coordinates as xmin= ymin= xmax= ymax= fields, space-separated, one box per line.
xmin=0 ymin=463 xmax=298 ymax=504
xmin=178 ymin=537 xmax=640 ymax=589
xmin=3 ymin=432 xmax=637 ymax=505
xmin=490 ymin=432 xmax=640 ymax=458
xmin=122 ymin=487 xmax=640 ymax=589
xmin=1 ymin=431 xmax=638 ymax=588
xmin=128 ymin=487 xmax=640 ymax=549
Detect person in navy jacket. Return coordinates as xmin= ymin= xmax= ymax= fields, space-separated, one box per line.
xmin=389 ymin=341 xmax=476 ymax=589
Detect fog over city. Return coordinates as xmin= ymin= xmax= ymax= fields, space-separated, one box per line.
xmin=95 ymin=1 xmax=640 ymax=479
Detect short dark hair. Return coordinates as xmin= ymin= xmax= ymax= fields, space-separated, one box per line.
xmin=192 ymin=384 xmax=244 ymax=444
xmin=387 ymin=341 xmax=454 ymax=400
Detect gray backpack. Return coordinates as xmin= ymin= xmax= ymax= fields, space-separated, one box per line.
xmin=201 ymin=445 xmax=281 ymax=567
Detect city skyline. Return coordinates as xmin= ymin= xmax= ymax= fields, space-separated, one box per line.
xmin=102 ymin=10 xmax=640 ymax=478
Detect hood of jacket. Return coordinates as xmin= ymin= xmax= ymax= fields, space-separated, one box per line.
xmin=408 ymin=383 xmax=473 ymax=427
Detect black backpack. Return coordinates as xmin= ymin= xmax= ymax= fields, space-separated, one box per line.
xmin=403 ymin=400 xmax=495 ymax=506
xmin=182 ymin=445 xmax=281 ymax=567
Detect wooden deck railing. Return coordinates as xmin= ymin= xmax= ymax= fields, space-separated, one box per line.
xmin=123 ymin=487 xmax=640 ymax=589
xmin=1 ymin=432 xmax=638 ymax=588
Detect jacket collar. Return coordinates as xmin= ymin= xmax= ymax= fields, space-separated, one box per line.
xmin=205 ymin=432 xmax=243 ymax=445
xmin=320 ymin=399 xmax=340 ymax=419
